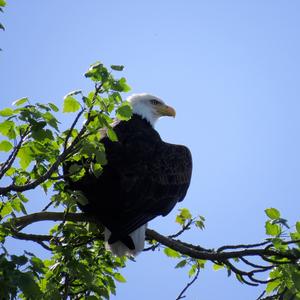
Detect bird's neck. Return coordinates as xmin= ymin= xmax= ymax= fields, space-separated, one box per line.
xmin=132 ymin=113 xmax=156 ymax=128
xmin=132 ymin=106 xmax=158 ymax=127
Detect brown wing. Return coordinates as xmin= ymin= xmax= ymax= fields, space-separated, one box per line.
xmin=64 ymin=115 xmax=192 ymax=244
xmin=108 ymin=141 xmax=192 ymax=243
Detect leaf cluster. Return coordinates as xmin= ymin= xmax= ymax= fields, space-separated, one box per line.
xmin=0 ymin=62 xmax=132 ymax=299
xmin=262 ymin=208 xmax=300 ymax=299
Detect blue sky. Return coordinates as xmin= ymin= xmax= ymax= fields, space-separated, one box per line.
xmin=1 ymin=1 xmax=300 ymax=299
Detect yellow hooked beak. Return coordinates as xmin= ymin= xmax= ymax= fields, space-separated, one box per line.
xmin=156 ymin=104 xmax=176 ymax=118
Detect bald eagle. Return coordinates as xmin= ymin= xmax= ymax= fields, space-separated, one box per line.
xmin=65 ymin=94 xmax=192 ymax=256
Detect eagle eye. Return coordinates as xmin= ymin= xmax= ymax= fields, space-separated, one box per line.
xmin=150 ymin=99 xmax=160 ymax=105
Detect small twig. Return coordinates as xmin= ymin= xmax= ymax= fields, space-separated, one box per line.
xmin=257 ymin=290 xmax=267 ymax=300
xmin=36 ymin=241 xmax=52 ymax=251
xmin=261 ymin=255 xmax=294 ymax=265
xmin=217 ymin=241 xmax=271 ymax=252
xmin=42 ymin=200 xmax=55 ymax=212
xmin=240 ymin=257 xmax=272 ymax=270
xmin=249 ymin=275 xmax=276 ymax=284
xmin=63 ymin=82 xmax=103 ymax=152
xmin=169 ymin=219 xmax=194 ymax=239
xmin=10 ymin=227 xmax=53 ymax=242
xmin=257 ymin=287 xmax=289 ymax=300
xmin=0 ymin=127 xmax=30 ymax=180
xmin=63 ymin=107 xmax=86 ymax=151
xmin=222 ymin=260 xmax=259 ymax=286
xmin=175 ymin=264 xmax=200 ymax=300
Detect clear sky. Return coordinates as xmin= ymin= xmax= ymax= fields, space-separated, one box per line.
xmin=1 ymin=1 xmax=300 ymax=299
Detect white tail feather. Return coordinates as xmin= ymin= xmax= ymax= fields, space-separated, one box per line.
xmin=104 ymin=224 xmax=147 ymax=257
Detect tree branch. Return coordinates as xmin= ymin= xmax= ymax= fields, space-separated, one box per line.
xmin=0 ymin=127 xmax=30 ymax=180
xmin=11 ymin=211 xmax=300 ymax=263
xmin=7 ymin=211 xmax=299 ymax=290
xmin=0 ymin=86 xmax=103 ymax=196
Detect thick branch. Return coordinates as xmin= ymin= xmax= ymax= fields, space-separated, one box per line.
xmin=146 ymin=229 xmax=298 ymax=262
xmin=6 ymin=211 xmax=299 ymax=292
xmin=11 ymin=212 xmax=300 ymax=263
xmin=13 ymin=211 xmax=97 ymax=229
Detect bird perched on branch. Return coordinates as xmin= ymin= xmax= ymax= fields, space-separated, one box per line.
xmin=65 ymin=93 xmax=192 ymax=256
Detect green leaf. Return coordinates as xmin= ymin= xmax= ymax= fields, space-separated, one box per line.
xmin=213 ymin=263 xmax=224 ymax=271
xmin=0 ymin=108 xmax=14 ymax=117
xmin=31 ymin=128 xmax=54 ymax=141
xmin=118 ymin=77 xmax=131 ymax=92
xmin=42 ymin=111 xmax=59 ymax=131
xmin=114 ymin=273 xmax=126 ymax=283
xmin=48 ymin=103 xmax=59 ymax=112
xmin=175 ymin=260 xmax=187 ymax=269
xmin=271 ymin=238 xmax=287 ymax=251
xmin=0 ymin=0 xmax=6 ymax=7
xmin=12 ymin=97 xmax=28 ymax=106
xmin=64 ymin=90 xmax=82 ymax=98
xmin=0 ymin=202 xmax=12 ymax=218
xmin=176 ymin=208 xmax=192 ymax=225
xmin=17 ymin=146 xmax=33 ymax=169
xmin=89 ymin=61 xmax=103 ymax=69
xmin=111 ymin=77 xmax=131 ymax=92
xmin=296 ymin=221 xmax=300 ymax=234
xmin=290 ymin=231 xmax=300 ymax=241
xmin=109 ymin=92 xmax=122 ymax=104
xmin=195 ymin=218 xmax=205 ymax=230
xmin=95 ymin=149 xmax=107 ymax=165
xmin=85 ymin=62 xmax=109 ymax=82
xmin=291 ymin=270 xmax=300 ymax=291
xmin=0 ymin=120 xmax=16 ymax=139
xmin=164 ymin=247 xmax=181 ymax=258
xmin=91 ymin=162 xmax=103 ymax=178
xmin=111 ymin=65 xmax=124 ymax=71
xmin=16 ymin=272 xmax=42 ymax=298
xmin=180 ymin=208 xmax=192 ymax=219
xmin=11 ymin=255 xmax=28 ymax=266
xmin=175 ymin=215 xmax=184 ymax=225
xmin=266 ymin=279 xmax=281 ymax=294
xmin=63 ymin=96 xmax=81 ymax=113
xmin=116 ymin=102 xmax=132 ymax=121
xmin=0 ymin=140 xmax=13 ymax=152
xmin=107 ymin=128 xmax=118 ymax=142
xmin=17 ymin=192 xmax=29 ymax=203
xmin=83 ymin=96 xmax=93 ymax=107
xmin=30 ymin=257 xmax=45 ymax=274
xmin=188 ymin=264 xmax=197 ymax=277
xmin=265 ymin=208 xmax=280 ymax=219
xmin=5 ymin=167 xmax=16 ymax=176
xmin=11 ymin=197 xmax=22 ymax=213
xmin=265 ymin=221 xmax=281 ymax=236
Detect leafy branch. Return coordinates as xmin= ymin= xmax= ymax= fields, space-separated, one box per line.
xmin=0 ymin=61 xmax=299 ymax=300
xmin=5 ymin=210 xmax=300 ymax=299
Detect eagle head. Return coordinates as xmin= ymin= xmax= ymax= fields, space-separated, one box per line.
xmin=127 ymin=93 xmax=176 ymax=127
